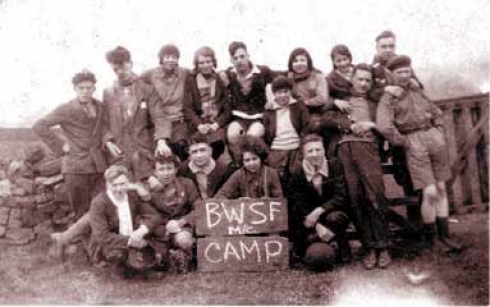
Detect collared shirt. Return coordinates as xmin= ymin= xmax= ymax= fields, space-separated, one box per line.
xmin=106 ymin=190 xmax=133 ymax=236
xmin=78 ymin=99 xmax=97 ymax=119
xmin=302 ymin=159 xmax=329 ymax=196
xmin=232 ymin=65 xmax=261 ymax=96
xmin=188 ymin=159 xmax=216 ymax=199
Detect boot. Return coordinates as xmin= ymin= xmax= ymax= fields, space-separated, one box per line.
xmin=436 ymin=217 xmax=464 ymax=253
xmin=421 ymin=223 xmax=436 ymax=250
xmin=336 ymin=235 xmax=352 ymax=264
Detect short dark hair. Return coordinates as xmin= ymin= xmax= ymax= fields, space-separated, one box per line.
xmin=193 ymin=46 xmax=217 ymax=70
xmin=288 ymin=47 xmax=314 ymax=72
xmin=228 ymin=41 xmax=247 ymax=56
xmin=238 ymin=136 xmax=268 ymax=163
xmin=375 ymin=30 xmax=396 ymax=42
xmin=72 ymin=69 xmax=96 ymax=85
xmin=154 ymin=153 xmax=181 ymax=169
xmin=300 ymin=133 xmax=324 ymax=151
xmin=106 ymin=46 xmax=131 ymax=65
xmin=352 ymin=63 xmax=373 ymax=77
xmin=188 ymin=133 xmax=211 ymax=147
xmin=330 ymin=44 xmax=353 ymax=67
xmin=271 ymin=76 xmax=293 ymax=93
xmin=158 ymin=44 xmax=180 ymax=64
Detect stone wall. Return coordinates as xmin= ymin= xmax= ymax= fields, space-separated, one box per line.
xmin=0 ymin=154 xmax=71 ymax=245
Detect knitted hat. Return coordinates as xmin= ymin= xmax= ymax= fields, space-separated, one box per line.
xmin=72 ymin=69 xmax=96 ymax=85
xmin=106 ymin=46 xmax=131 ymax=65
xmin=271 ymin=76 xmax=293 ymax=93
xmin=386 ymin=55 xmax=411 ymax=71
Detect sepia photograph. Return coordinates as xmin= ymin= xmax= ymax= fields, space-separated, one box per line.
xmin=0 ymin=0 xmax=488 ymax=305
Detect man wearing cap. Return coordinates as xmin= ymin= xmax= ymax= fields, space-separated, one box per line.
xmin=102 ymin=46 xmax=162 ymax=182
xmin=376 ymin=55 xmax=463 ymax=254
xmin=33 ymin=70 xmax=108 ymax=218
xmin=220 ymin=41 xmax=277 ymax=163
xmin=141 ymin=44 xmax=191 ymax=161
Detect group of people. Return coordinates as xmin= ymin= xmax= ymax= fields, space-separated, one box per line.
xmin=33 ymin=29 xmax=464 ymax=276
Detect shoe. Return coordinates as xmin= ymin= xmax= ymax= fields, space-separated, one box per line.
xmin=337 ymin=240 xmax=352 ymax=264
xmin=362 ymin=249 xmax=377 ymax=270
xmin=49 ymin=232 xmax=65 ymax=261
xmin=439 ymin=237 xmax=465 ymax=254
xmin=436 ymin=217 xmax=465 ymax=254
xmin=377 ymin=249 xmax=392 ymax=269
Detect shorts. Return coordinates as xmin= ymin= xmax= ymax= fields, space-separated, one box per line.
xmin=406 ymin=127 xmax=451 ymax=190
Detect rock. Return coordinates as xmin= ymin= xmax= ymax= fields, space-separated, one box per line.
xmin=10 ymin=208 xmax=21 ymax=220
xmin=0 ymin=179 xmax=11 ymax=197
xmin=8 ymin=217 xmax=23 ymax=228
xmin=0 ymin=225 xmax=6 ymax=237
xmin=0 ymin=207 xmax=10 ymax=225
xmin=4 ymin=198 xmax=18 ymax=208
xmin=12 ymin=178 xmax=35 ymax=194
xmin=33 ymin=158 xmax=62 ymax=177
xmin=5 ymin=227 xmax=35 ymax=243
xmin=13 ymin=195 xmax=36 ymax=207
xmin=34 ymin=192 xmax=54 ymax=204
xmin=22 ymin=207 xmax=38 ymax=227
xmin=34 ymin=220 xmax=54 ymax=235
xmin=35 ymin=174 xmax=64 ymax=188
xmin=38 ymin=201 xmax=58 ymax=214
xmin=0 ymin=196 xmax=7 ymax=207
xmin=11 ymin=187 xmax=28 ymax=196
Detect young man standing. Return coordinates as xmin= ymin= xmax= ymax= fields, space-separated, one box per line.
xmin=376 ymin=55 xmax=463 ymax=254
xmin=33 ymin=70 xmax=108 ymax=219
xmin=102 ymin=46 xmax=161 ymax=181
xmin=221 ymin=41 xmax=277 ymax=162
xmin=336 ymin=64 xmax=391 ymax=269
xmin=141 ymin=44 xmax=191 ymax=161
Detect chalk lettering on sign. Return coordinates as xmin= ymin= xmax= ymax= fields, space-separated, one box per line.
xmin=228 ymin=224 xmax=254 ymax=235
xmin=249 ymin=201 xmax=267 ymax=225
xmin=240 ymin=239 xmax=261 ymax=262
xmin=269 ymin=201 xmax=282 ymax=222
xmin=221 ymin=202 xmax=245 ymax=225
xmin=204 ymin=242 xmax=222 ymax=263
xmin=265 ymin=240 xmax=283 ymax=263
xmin=206 ymin=201 xmax=222 ymax=228
xmin=224 ymin=242 xmax=241 ymax=261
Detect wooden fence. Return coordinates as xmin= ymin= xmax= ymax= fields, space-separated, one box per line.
xmin=434 ymin=93 xmax=489 ymax=214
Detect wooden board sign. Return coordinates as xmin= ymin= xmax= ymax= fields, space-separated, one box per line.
xmin=197 ymin=236 xmax=289 ymax=272
xmin=195 ymin=198 xmax=288 ymax=236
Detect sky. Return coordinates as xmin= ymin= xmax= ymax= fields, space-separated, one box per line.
xmin=0 ymin=0 xmax=488 ymax=127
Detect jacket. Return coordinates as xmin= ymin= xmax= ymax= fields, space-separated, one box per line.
xmin=33 ymin=98 xmax=109 ymax=174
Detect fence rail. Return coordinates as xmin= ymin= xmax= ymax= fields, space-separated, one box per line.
xmin=434 ymin=93 xmax=489 ymax=213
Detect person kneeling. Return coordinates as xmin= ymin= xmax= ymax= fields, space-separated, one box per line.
xmin=289 ymin=134 xmax=351 ymax=271
xmin=147 ymin=154 xmax=200 ymax=273
xmin=88 ymin=165 xmax=161 ymax=277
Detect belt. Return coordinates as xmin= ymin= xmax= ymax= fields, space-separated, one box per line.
xmin=172 ymin=118 xmax=186 ymax=124
xmin=400 ymin=122 xmax=433 ymax=134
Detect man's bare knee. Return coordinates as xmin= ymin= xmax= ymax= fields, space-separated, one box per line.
xmin=227 ymin=121 xmax=244 ymax=144
xmin=247 ymin=122 xmax=265 ymax=138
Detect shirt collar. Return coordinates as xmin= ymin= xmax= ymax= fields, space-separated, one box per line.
xmin=267 ymin=96 xmax=297 ymax=110
xmin=106 ymin=189 xmax=129 ymax=207
xmin=231 ymin=64 xmax=261 ymax=80
xmin=302 ymin=159 xmax=329 ymax=182
xmin=188 ymin=159 xmax=216 ymax=175
xmin=156 ymin=66 xmax=181 ymax=79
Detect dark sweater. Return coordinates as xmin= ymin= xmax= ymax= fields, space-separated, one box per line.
xmin=224 ymin=65 xmax=276 ymax=116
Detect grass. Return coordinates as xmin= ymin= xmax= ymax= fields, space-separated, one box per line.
xmin=0 ymin=212 xmax=487 ymax=305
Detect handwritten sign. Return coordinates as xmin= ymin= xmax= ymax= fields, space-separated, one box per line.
xmin=195 ymin=198 xmax=288 ymax=236
xmin=197 ymin=236 xmax=289 ymax=272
